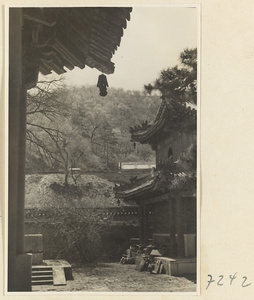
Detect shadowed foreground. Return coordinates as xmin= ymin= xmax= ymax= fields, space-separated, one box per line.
xmin=33 ymin=262 xmax=196 ymax=293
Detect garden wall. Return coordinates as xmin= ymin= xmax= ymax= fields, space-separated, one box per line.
xmin=25 ymin=207 xmax=140 ymax=263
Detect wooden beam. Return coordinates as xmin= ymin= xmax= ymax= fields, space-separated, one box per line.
xmin=138 ymin=203 xmax=144 ymax=245
xmin=168 ymin=197 xmax=177 ymax=257
xmin=143 ymin=203 xmax=148 ymax=245
xmin=175 ymin=196 xmax=185 ymax=257
xmin=54 ymin=39 xmax=85 ymax=69
xmin=39 ymin=63 xmax=52 ymax=75
xmin=23 ymin=8 xmax=56 ymax=27
xmin=47 ymin=60 xmax=67 ymax=75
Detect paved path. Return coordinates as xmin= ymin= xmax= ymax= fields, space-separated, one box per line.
xmin=33 ymin=262 xmax=196 ymax=293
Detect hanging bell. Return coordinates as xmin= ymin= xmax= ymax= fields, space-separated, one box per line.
xmin=97 ymin=74 xmax=108 ymax=97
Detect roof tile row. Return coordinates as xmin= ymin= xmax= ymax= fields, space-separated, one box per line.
xmin=22 ymin=7 xmax=132 ymax=88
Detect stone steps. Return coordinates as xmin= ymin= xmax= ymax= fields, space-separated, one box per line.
xmin=31 ymin=260 xmax=72 ymax=286
xmin=32 ymin=266 xmax=53 ymax=286
xmin=32 ymin=270 xmax=53 ymax=276
xmin=32 ymin=279 xmax=54 ymax=286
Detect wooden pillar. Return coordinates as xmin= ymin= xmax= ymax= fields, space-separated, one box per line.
xmin=8 ymin=8 xmax=31 ymax=291
xmin=8 ymin=8 xmax=23 ymax=291
xmin=138 ymin=203 xmax=144 ymax=245
xmin=175 ymin=196 xmax=185 ymax=257
xmin=168 ymin=197 xmax=177 ymax=257
xmin=143 ymin=203 xmax=148 ymax=245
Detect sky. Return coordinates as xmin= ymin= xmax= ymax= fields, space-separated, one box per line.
xmin=43 ymin=6 xmax=198 ymax=92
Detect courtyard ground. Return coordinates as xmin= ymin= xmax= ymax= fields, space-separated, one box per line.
xmin=32 ymin=262 xmax=197 ymax=293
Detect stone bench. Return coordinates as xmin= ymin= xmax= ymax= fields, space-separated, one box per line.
xmin=154 ymin=257 xmax=196 ymax=276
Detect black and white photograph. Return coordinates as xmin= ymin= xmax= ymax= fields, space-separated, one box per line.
xmin=4 ymin=1 xmax=254 ymax=299
xmin=6 ymin=5 xmax=198 ymax=294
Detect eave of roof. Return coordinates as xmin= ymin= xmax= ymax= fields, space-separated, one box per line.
xmin=114 ymin=168 xmax=196 ymax=201
xmin=130 ymin=99 xmax=196 ymax=145
xmin=22 ymin=7 xmax=132 ymax=88
xmin=130 ymin=99 xmax=170 ymax=144
xmin=115 ymin=178 xmax=157 ymax=200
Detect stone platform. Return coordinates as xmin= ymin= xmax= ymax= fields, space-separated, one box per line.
xmin=43 ymin=259 xmax=73 ymax=280
xmin=154 ymin=257 xmax=196 ymax=276
xmin=31 ymin=260 xmax=73 ymax=287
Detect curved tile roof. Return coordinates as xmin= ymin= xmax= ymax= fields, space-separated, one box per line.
xmin=22 ymin=7 xmax=132 ymax=88
xmin=114 ymin=170 xmax=196 ymax=201
xmin=130 ymin=99 xmax=196 ymax=145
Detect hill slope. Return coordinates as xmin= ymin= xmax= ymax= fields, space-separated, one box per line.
xmin=25 ymin=173 xmax=135 ymax=209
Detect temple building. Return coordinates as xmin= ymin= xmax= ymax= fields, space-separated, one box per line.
xmin=114 ymin=97 xmax=197 ymax=259
xmin=8 ymin=7 xmax=132 ymax=291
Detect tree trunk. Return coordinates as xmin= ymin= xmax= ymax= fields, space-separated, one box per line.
xmin=64 ymin=160 xmax=69 ymax=186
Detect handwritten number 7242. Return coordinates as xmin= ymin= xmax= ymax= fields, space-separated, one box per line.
xmin=206 ymin=274 xmax=252 ymax=289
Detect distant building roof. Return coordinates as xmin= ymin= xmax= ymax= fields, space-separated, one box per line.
xmin=120 ymin=162 xmax=156 ymax=170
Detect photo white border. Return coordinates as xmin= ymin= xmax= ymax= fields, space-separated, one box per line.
xmin=3 ymin=2 xmax=200 ymax=297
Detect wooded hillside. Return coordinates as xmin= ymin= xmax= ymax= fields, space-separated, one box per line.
xmin=26 ymin=84 xmax=160 ymax=184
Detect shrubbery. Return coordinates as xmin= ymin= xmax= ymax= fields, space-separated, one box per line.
xmin=26 ymin=207 xmax=138 ymax=263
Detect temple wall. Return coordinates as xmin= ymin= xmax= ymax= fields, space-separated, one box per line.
xmin=150 ymin=197 xmax=196 ymax=239
xmin=150 ymin=201 xmax=170 ymax=234
xmin=156 ymin=131 xmax=196 ymax=164
xmin=183 ymin=197 xmax=197 ymax=234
